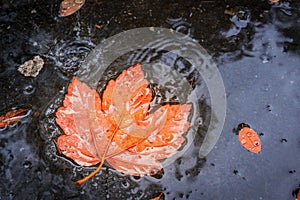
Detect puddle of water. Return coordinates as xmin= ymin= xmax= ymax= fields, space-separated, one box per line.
xmin=39 ymin=37 xmax=211 ymax=199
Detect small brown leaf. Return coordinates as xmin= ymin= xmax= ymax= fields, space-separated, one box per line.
xmin=59 ymin=0 xmax=85 ymax=17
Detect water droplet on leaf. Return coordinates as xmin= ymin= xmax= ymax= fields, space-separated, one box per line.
xmin=241 ymin=139 xmax=247 ymax=144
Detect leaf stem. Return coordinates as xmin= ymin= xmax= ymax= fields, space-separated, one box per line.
xmin=76 ymin=156 xmax=105 ymax=185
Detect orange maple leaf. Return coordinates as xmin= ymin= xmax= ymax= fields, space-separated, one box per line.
xmin=56 ymin=63 xmax=191 ymax=184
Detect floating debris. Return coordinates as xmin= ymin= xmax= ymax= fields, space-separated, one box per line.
xmin=151 ymin=192 xmax=163 ymax=200
xmin=238 ymin=127 xmax=261 ymax=154
xmin=224 ymin=7 xmax=240 ymax=16
xmin=95 ymin=24 xmax=103 ymax=29
xmin=0 ymin=108 xmax=29 ymax=128
xmin=18 ymin=56 xmax=44 ymax=77
xmin=59 ymin=0 xmax=86 ymax=17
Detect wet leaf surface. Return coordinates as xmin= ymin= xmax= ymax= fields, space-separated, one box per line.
xmin=56 ymin=64 xmax=191 ymax=184
xmin=238 ymin=127 xmax=261 ymax=153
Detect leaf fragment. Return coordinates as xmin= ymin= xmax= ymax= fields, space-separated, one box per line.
xmin=18 ymin=56 xmax=44 ymax=77
xmin=0 ymin=108 xmax=28 ymax=128
xmin=151 ymin=192 xmax=163 ymax=200
xmin=59 ymin=0 xmax=85 ymax=17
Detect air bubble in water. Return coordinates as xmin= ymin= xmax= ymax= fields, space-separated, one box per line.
xmin=37 ymin=171 xmax=42 ymax=181
xmin=253 ymin=141 xmax=260 ymax=146
xmin=23 ymin=160 xmax=32 ymax=169
xmin=92 ymin=182 xmax=98 ymax=187
xmin=121 ymin=181 xmax=130 ymax=189
xmin=260 ymin=54 xmax=271 ymax=64
xmin=23 ymin=85 xmax=35 ymax=95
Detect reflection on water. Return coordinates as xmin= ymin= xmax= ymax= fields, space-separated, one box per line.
xmin=47 ymin=39 xmax=95 ymax=77
xmin=166 ymin=17 xmax=194 ymax=37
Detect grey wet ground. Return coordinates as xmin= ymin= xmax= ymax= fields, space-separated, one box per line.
xmin=0 ymin=0 xmax=299 ymax=199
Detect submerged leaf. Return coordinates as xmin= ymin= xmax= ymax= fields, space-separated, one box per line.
xmin=56 ymin=63 xmax=192 ymax=184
